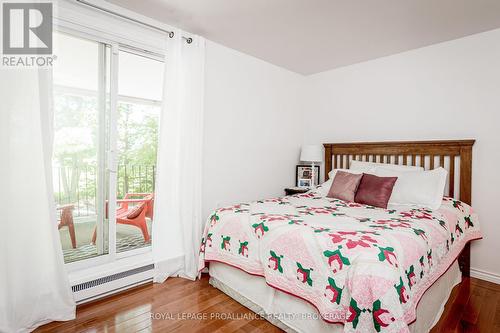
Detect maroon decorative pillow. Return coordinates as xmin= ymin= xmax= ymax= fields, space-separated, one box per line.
xmin=354 ymin=173 xmax=398 ymax=209
xmin=327 ymin=171 xmax=363 ymax=202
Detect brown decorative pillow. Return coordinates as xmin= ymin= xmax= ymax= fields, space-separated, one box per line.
xmin=327 ymin=171 xmax=363 ymax=202
xmin=354 ymin=173 xmax=398 ymax=209
xmin=127 ymin=202 xmax=146 ymax=219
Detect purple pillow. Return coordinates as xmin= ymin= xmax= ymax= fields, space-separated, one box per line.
xmin=355 ymin=173 xmax=398 ymax=209
xmin=327 ymin=171 xmax=363 ymax=202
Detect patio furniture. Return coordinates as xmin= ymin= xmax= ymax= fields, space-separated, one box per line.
xmin=91 ymin=193 xmax=154 ymax=244
xmin=57 ymin=204 xmax=76 ymax=249
xmin=124 ymin=193 xmax=154 ymax=220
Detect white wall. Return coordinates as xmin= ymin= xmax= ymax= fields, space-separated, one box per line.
xmin=304 ymin=29 xmax=500 ymax=280
xmin=201 ymin=29 xmax=500 ymax=281
xmin=202 ymin=41 xmax=304 ymax=217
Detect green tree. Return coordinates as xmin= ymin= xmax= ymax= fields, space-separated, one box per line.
xmin=116 ymin=101 xmax=159 ymax=198
xmin=53 ymin=93 xmax=97 ymax=204
xmin=53 ymin=93 xmax=159 ymax=207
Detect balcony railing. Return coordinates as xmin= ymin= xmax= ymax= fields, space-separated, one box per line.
xmin=54 ymin=164 xmax=156 ymax=217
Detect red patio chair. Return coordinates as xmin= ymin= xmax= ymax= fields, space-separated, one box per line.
xmin=122 ymin=193 xmax=154 ymax=220
xmin=91 ymin=193 xmax=154 ymax=245
xmin=57 ymin=204 xmax=76 ymax=249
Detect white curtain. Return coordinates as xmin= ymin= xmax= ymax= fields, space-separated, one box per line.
xmin=152 ymin=31 xmax=206 ymax=282
xmin=0 ymin=68 xmax=75 ymax=332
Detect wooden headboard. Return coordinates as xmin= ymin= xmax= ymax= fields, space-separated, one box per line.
xmin=323 ymin=139 xmax=475 ymax=276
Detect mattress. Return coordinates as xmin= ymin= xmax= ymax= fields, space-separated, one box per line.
xmin=209 ymin=260 xmax=461 ymax=333
xmin=199 ymin=192 xmax=481 ymax=332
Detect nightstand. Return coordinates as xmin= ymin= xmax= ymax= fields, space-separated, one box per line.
xmin=284 ymin=187 xmax=309 ymax=196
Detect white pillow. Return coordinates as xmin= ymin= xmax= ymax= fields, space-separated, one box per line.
xmin=316 ymin=169 xmax=362 ymax=197
xmin=350 ymin=160 xmax=424 ymax=173
xmin=327 ymin=168 xmax=360 ymax=179
xmin=375 ymin=167 xmax=448 ymax=210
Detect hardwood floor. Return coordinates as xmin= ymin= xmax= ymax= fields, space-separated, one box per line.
xmin=36 ymin=275 xmax=500 ymax=333
xmin=431 ymin=277 xmax=500 ymax=333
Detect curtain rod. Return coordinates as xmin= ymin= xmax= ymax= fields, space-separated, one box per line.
xmin=75 ymin=0 xmax=193 ymax=43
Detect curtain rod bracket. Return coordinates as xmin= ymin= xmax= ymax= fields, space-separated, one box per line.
xmin=76 ymin=0 xmax=195 ymax=44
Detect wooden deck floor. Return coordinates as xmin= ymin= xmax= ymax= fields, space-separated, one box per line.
xmin=36 ymin=275 xmax=500 ymax=333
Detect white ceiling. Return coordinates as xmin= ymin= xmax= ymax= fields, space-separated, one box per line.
xmin=107 ymin=0 xmax=500 ymax=75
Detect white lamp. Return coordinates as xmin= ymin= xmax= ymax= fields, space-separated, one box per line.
xmin=300 ymin=145 xmax=323 ymax=187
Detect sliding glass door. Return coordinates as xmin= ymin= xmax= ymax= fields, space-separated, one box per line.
xmin=116 ymin=49 xmax=163 ymax=254
xmin=52 ymin=30 xmax=163 ymax=265
xmin=52 ymin=32 xmax=111 ymax=263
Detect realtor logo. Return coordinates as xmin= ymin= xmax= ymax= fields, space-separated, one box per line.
xmin=2 ymin=2 xmax=52 ymax=54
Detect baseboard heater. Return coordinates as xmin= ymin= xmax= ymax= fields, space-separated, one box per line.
xmin=72 ymin=264 xmax=154 ymax=304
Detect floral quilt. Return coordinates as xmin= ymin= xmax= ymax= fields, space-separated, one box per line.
xmin=198 ymin=191 xmax=481 ymax=332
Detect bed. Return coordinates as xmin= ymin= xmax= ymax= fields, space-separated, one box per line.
xmin=199 ymin=140 xmax=482 ymax=332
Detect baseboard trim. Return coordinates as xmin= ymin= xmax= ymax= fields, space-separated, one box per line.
xmin=470 ymin=268 xmax=500 ymax=285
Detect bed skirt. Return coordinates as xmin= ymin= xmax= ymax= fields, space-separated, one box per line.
xmin=208 ymin=260 xmax=461 ymax=333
